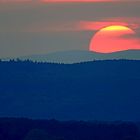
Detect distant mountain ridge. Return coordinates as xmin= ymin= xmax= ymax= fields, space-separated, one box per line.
xmin=15 ymin=50 xmax=140 ymax=63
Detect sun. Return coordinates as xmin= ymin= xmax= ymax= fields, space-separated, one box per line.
xmin=89 ymin=25 xmax=140 ymax=53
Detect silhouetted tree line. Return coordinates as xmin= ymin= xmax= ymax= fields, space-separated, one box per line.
xmin=0 ymin=118 xmax=140 ymax=140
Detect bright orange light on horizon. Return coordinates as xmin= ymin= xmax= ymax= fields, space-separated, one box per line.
xmin=100 ymin=25 xmax=134 ymax=32
xmin=90 ymin=25 xmax=140 ymax=53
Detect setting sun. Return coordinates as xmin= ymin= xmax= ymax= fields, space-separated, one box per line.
xmin=90 ymin=25 xmax=140 ymax=53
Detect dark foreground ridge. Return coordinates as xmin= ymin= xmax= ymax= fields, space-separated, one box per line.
xmin=0 ymin=117 xmax=140 ymax=140
xmin=0 ymin=60 xmax=140 ymax=120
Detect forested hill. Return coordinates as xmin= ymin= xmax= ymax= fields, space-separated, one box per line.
xmin=0 ymin=60 xmax=140 ymax=120
xmin=0 ymin=118 xmax=140 ymax=140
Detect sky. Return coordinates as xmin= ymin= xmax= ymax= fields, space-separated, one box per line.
xmin=0 ymin=0 xmax=140 ymax=58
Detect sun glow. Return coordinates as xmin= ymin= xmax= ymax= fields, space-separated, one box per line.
xmin=101 ymin=25 xmax=134 ymax=32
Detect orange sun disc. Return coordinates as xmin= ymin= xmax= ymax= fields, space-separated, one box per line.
xmin=89 ymin=25 xmax=140 ymax=53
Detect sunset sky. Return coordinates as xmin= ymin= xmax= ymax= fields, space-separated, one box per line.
xmin=0 ymin=0 xmax=140 ymax=57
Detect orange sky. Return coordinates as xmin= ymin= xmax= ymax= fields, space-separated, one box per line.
xmin=0 ymin=0 xmax=138 ymax=3
xmin=41 ymin=0 xmax=115 ymax=2
xmin=41 ymin=0 xmax=138 ymax=3
xmin=0 ymin=0 xmax=140 ymax=57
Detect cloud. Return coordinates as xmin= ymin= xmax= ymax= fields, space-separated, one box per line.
xmin=79 ymin=18 xmax=140 ymax=31
xmin=41 ymin=0 xmax=115 ymax=3
xmin=41 ymin=0 xmax=140 ymax=3
xmin=0 ymin=0 xmax=32 ymax=3
xmin=0 ymin=0 xmax=139 ymax=4
xmin=78 ymin=21 xmax=129 ymax=31
xmin=25 ymin=18 xmax=140 ymax=33
xmin=24 ymin=22 xmax=78 ymax=32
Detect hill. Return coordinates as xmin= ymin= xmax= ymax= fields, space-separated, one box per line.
xmin=0 ymin=118 xmax=139 ymax=140
xmin=0 ymin=60 xmax=140 ymax=121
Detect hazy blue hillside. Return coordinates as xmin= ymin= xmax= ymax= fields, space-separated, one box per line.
xmin=0 ymin=60 xmax=140 ymax=121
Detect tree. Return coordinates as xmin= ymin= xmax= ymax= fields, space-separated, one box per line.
xmin=24 ymin=129 xmax=52 ymax=140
